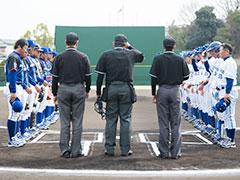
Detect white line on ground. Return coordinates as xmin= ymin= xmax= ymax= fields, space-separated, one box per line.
xmin=138 ymin=133 xmax=147 ymax=143
xmin=82 ymin=141 xmax=92 ymax=156
xmin=144 ymin=133 xmax=155 ymax=157
xmin=194 ymin=133 xmax=213 ymax=145
xmin=116 ymin=135 xmax=133 ymax=140
xmin=150 ymin=142 xmax=160 ymax=156
xmin=28 ymin=133 xmax=46 ymax=144
xmin=1 ymin=167 xmax=240 ymax=177
xmin=182 ymin=142 xmax=209 ymax=145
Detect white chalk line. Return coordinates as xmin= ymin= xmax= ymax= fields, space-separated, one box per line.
xmin=29 ymin=133 xmax=46 ymax=144
xmin=139 ymin=131 xmax=214 ymax=156
xmin=1 ymin=167 xmax=240 ymax=177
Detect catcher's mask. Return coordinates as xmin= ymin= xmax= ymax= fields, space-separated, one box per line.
xmin=94 ymin=97 xmax=106 ymax=120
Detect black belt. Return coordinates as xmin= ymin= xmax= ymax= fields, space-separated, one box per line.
xmin=110 ymin=81 xmax=128 ymax=85
xmin=61 ymin=82 xmax=83 ymax=85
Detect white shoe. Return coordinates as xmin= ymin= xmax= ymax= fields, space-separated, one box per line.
xmin=231 ymin=142 xmax=236 ymax=148
xmin=8 ymin=137 xmax=24 ymax=147
xmin=23 ymin=132 xmax=32 ymax=141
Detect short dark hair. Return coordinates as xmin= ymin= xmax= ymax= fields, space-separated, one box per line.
xmin=14 ymin=39 xmax=28 ymax=49
xmin=222 ymin=43 xmax=233 ymax=54
xmin=66 ymin=32 xmax=78 ymax=46
xmin=163 ymin=36 xmax=176 ymax=51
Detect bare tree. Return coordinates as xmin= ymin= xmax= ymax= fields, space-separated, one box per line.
xmin=177 ymin=2 xmax=201 ymax=25
xmin=213 ymin=0 xmax=240 ymax=19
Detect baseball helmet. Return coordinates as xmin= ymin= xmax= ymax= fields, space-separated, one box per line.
xmin=10 ymin=97 xmax=23 ymax=112
xmin=215 ymin=98 xmax=231 ymax=112
xmin=206 ymin=41 xmax=222 ymax=53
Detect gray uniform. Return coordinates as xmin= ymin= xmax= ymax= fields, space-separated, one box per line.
xmin=95 ymin=44 xmax=144 ymax=155
xmin=150 ymin=51 xmax=189 ymax=158
xmin=51 ymin=47 xmax=91 ymax=157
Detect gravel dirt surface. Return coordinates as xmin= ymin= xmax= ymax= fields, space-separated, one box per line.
xmin=0 ymin=87 xmax=240 ymax=179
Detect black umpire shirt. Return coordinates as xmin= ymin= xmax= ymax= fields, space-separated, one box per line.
xmin=95 ymin=46 xmax=144 ymax=95
xmin=51 ymin=47 xmax=92 ymax=96
xmin=150 ymin=51 xmax=189 ymax=95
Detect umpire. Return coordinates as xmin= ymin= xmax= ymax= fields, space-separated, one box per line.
xmin=51 ymin=32 xmax=92 ymax=158
xmin=150 ymin=36 xmax=189 ymax=159
xmin=95 ymin=34 xmax=144 ymax=156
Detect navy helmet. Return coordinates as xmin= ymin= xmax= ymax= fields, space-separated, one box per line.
xmin=215 ymin=98 xmax=231 ymax=112
xmin=207 ymin=41 xmax=222 ymax=53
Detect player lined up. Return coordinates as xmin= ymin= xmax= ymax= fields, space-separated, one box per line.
xmin=4 ymin=39 xmax=59 ymax=147
xmin=181 ymin=42 xmax=238 ymax=148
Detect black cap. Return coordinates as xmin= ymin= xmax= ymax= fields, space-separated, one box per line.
xmin=163 ymin=36 xmax=176 ymax=47
xmin=114 ymin=34 xmax=127 ymax=43
xmin=66 ymin=32 xmax=78 ymax=43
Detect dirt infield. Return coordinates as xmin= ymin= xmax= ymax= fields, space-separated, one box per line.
xmin=0 ymin=87 xmax=240 ymax=179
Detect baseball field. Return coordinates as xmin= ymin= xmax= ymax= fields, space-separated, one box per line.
xmin=0 ymin=87 xmax=240 ymax=180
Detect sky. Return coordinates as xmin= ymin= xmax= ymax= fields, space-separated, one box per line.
xmin=1 ymin=0 xmax=217 ymax=40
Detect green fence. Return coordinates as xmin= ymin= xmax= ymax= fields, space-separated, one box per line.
xmin=55 ymin=26 xmax=165 ymax=85
xmin=0 ymin=66 xmax=6 ymax=86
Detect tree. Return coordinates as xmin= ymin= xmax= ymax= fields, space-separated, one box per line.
xmin=185 ymin=6 xmax=224 ymax=50
xmin=167 ymin=23 xmax=189 ymax=50
xmin=0 ymin=59 xmax=6 ymax=66
xmin=178 ymin=2 xmax=200 ymax=25
xmin=22 ymin=30 xmax=32 ymax=40
xmin=22 ymin=23 xmax=53 ymax=48
xmin=214 ymin=0 xmax=240 ymax=18
xmin=214 ymin=24 xmax=232 ymax=44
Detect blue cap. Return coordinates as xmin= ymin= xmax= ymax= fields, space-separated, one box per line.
xmin=10 ymin=97 xmax=23 ymax=112
xmin=215 ymin=98 xmax=231 ymax=112
xmin=53 ymin=52 xmax=58 ymax=57
xmin=183 ymin=52 xmax=188 ymax=58
xmin=203 ymin=44 xmax=209 ymax=50
xmin=193 ymin=46 xmax=204 ymax=56
xmin=47 ymin=48 xmax=54 ymax=54
xmin=188 ymin=52 xmax=194 ymax=57
xmin=27 ymin=40 xmax=36 ymax=47
xmin=41 ymin=47 xmax=49 ymax=53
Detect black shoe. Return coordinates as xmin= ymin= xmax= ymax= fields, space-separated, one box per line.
xmin=61 ymin=151 xmax=70 ymax=158
xmin=171 ymin=155 xmax=181 ymax=159
xmin=121 ymin=150 xmax=133 ymax=156
xmin=157 ymin=154 xmax=169 ymax=159
xmin=72 ymin=153 xmax=84 ymax=158
xmin=104 ymin=151 xmax=114 ymax=156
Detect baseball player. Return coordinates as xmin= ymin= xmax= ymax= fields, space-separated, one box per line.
xmin=36 ymin=47 xmax=51 ymax=130
xmin=30 ymin=45 xmax=48 ymax=130
xmin=44 ymin=48 xmax=58 ymax=124
xmin=216 ymin=43 xmax=238 ymax=148
xmin=4 ymin=39 xmax=29 ymax=147
xmin=21 ymin=40 xmax=42 ymax=137
xmin=197 ymin=42 xmax=222 ymax=139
